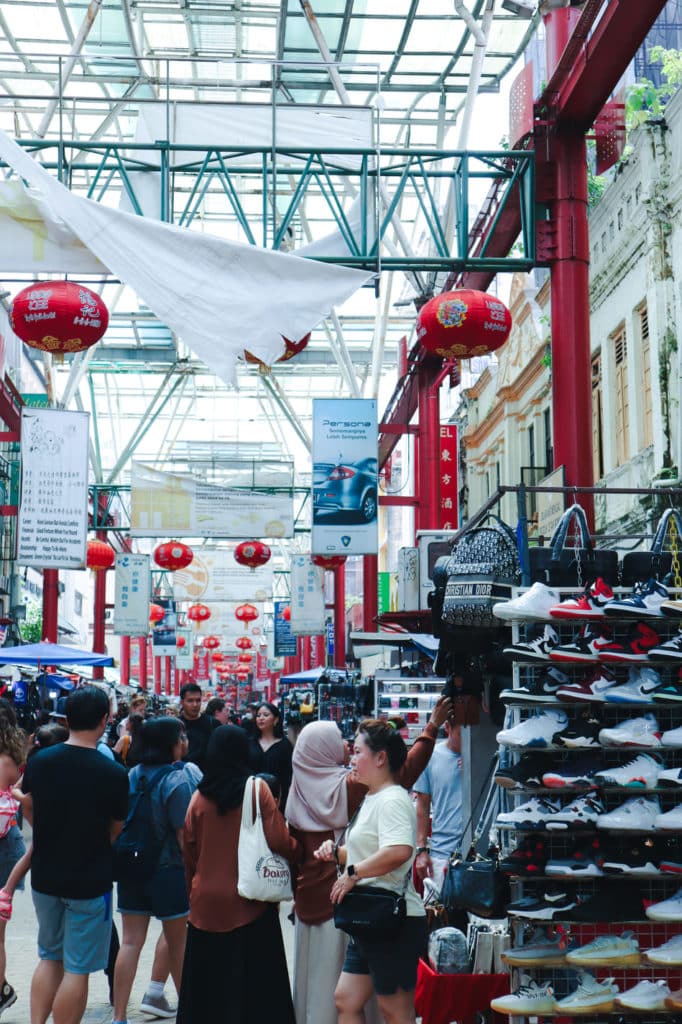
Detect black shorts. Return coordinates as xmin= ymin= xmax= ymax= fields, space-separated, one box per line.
xmin=342 ymin=915 xmax=427 ymax=996
xmin=118 ymin=865 xmax=188 ymax=921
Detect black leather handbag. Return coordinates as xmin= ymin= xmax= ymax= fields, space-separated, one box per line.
xmin=441 ymin=846 xmax=509 ymax=920
xmin=529 ymin=503 xmax=619 ymax=586
xmin=621 ymin=507 xmax=682 ymax=586
xmin=333 ymin=885 xmax=407 ymax=940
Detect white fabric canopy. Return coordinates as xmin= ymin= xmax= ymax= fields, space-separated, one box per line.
xmin=0 ymin=129 xmax=372 ymax=382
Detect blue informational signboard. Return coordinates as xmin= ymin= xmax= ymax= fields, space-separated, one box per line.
xmin=274 ymin=599 xmax=297 ymax=657
xmin=326 ymin=619 xmax=335 ymax=658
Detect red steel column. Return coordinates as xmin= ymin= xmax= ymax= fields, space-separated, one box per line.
xmin=416 ymin=363 xmax=441 ymax=537
xmin=302 ymin=635 xmax=311 ymax=671
xmin=153 ymin=655 xmax=162 ymax=695
xmin=164 ymin=655 xmax=172 ymax=696
xmin=120 ymin=635 xmax=130 ymax=687
xmin=363 ymin=554 xmax=378 ymax=631
xmin=138 ymin=637 xmax=148 ymax=689
xmin=333 ymin=562 xmax=346 ymax=668
xmin=544 ymin=7 xmax=582 ymax=78
xmin=549 ymin=128 xmax=595 ymax=527
xmin=92 ymin=565 xmax=107 ymax=680
xmin=41 ymin=569 xmax=59 ymax=643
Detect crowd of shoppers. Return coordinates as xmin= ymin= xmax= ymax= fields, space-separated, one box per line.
xmin=0 ymin=679 xmax=459 ymax=1024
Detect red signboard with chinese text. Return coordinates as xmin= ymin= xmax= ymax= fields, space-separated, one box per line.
xmin=439 ymin=425 xmax=459 ymax=530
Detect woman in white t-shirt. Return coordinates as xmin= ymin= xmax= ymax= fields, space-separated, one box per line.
xmin=314 ymin=720 xmax=426 ymax=1024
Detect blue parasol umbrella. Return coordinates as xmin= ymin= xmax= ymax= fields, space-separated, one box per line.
xmin=0 ymin=642 xmax=113 ymax=667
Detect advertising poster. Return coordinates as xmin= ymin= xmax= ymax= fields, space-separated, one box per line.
xmin=312 ymin=398 xmax=378 ymax=555
xmin=290 ymin=555 xmax=326 ymax=636
xmin=17 ymin=408 xmax=89 ymax=569
xmin=439 ymin=424 xmax=459 ymax=530
xmin=274 ymin=599 xmax=297 ymax=657
xmin=152 ymin=605 xmax=177 ymax=656
xmin=130 ymin=462 xmax=293 ymax=538
xmin=114 ymin=553 xmax=151 ymax=636
xmin=172 ymin=547 xmax=272 ymax=603
xmin=193 ymin=647 xmax=210 ymax=684
xmin=175 ymin=627 xmax=193 ymax=669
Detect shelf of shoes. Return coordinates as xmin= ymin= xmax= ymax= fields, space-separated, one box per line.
xmin=490 ymin=581 xmax=682 ymax=1019
xmin=373 ymin=672 xmax=443 ymax=741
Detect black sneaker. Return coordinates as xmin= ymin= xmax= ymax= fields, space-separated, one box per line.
xmin=652 ymin=672 xmax=682 ymax=702
xmin=0 ymin=982 xmax=16 ymax=1017
xmin=546 ymin=836 xmax=605 ymax=878
xmin=556 ymin=708 xmax=603 ymax=748
xmin=494 ymin=752 xmax=548 ymax=790
xmin=504 ymin=625 xmax=560 ymax=661
xmin=569 ymin=884 xmax=645 ymax=921
xmin=501 ymin=836 xmax=548 ymax=877
xmin=508 ymin=891 xmax=578 ymax=920
xmin=601 ymin=836 xmax=663 ymax=876
xmin=500 ymin=667 xmax=570 ymax=704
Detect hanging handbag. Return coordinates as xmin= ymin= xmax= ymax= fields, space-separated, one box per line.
xmin=441 ymin=845 xmax=509 ymax=919
xmin=237 ymin=776 xmax=293 ymax=903
xmin=621 ymin=507 xmax=682 ymax=586
xmin=441 ymin=516 xmax=521 ymax=629
xmin=529 ymin=502 xmax=619 ymax=586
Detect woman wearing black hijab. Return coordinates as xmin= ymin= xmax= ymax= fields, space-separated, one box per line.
xmin=177 ymin=725 xmax=301 ymax=1024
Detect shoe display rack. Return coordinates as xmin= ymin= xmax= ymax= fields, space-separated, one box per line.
xmin=374 ymin=670 xmax=444 ymax=741
xmin=492 ymin=582 xmax=682 ymax=1020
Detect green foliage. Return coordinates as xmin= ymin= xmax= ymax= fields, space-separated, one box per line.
xmin=19 ymin=602 xmax=42 ymax=644
xmin=588 ymin=173 xmax=607 ymax=209
xmin=625 ymin=48 xmax=682 ymax=128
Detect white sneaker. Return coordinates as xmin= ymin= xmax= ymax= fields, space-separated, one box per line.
xmin=661 ymin=723 xmax=682 ymax=746
xmin=566 ymin=931 xmax=641 ymax=967
xmin=491 ymin=977 xmax=555 ymax=1016
xmin=554 ymin=971 xmax=619 ymax=1014
xmin=545 ymin=794 xmax=605 ymax=830
xmin=594 ymin=753 xmax=662 ymax=789
xmin=494 ymin=583 xmax=560 ymax=622
xmin=603 ymin=667 xmax=662 ymax=704
xmin=496 ymin=796 xmax=561 ymax=830
xmin=659 ymin=766 xmax=682 ymax=786
xmin=645 ymin=932 xmax=682 ymax=965
xmin=599 ymin=713 xmax=662 ymax=747
xmin=596 ymin=796 xmax=661 ymax=832
xmin=604 ymin=577 xmax=669 ymax=617
xmin=496 ymin=709 xmax=568 ymax=748
xmin=655 ymin=803 xmax=682 ymax=830
xmin=616 ymin=979 xmax=672 ymax=1010
xmin=646 ymin=886 xmax=682 ymax=921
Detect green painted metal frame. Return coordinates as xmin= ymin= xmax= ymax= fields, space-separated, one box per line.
xmin=6 ymin=140 xmax=536 ymax=274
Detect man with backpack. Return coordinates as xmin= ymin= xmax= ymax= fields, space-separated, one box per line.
xmin=22 ymin=686 xmax=128 ymax=1024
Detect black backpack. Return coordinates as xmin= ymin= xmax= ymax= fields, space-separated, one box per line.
xmin=112 ymin=765 xmax=177 ymax=884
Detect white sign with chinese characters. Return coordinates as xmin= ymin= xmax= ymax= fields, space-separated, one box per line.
xmin=17 ymin=408 xmax=89 ymax=569
xmin=289 ymin=555 xmax=326 ymax=636
xmin=114 ymin=554 xmax=151 ymax=636
xmin=172 ymin=547 xmax=273 ymax=603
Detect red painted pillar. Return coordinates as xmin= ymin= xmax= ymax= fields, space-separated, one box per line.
xmin=153 ymin=655 xmax=162 ymax=695
xmin=416 ymin=363 xmax=441 ymax=537
xmin=544 ymin=7 xmax=582 ymax=79
xmin=363 ymin=554 xmax=378 ymax=631
xmin=549 ymin=128 xmax=595 ymax=528
xmin=164 ymin=655 xmax=172 ymax=696
xmin=92 ymin=566 xmax=107 ymax=680
xmin=303 ymin=636 xmax=312 ymax=671
xmin=120 ymin=635 xmax=130 ymax=687
xmin=333 ymin=562 xmax=346 ymax=668
xmin=138 ymin=637 xmax=148 ymax=690
xmin=41 ymin=569 xmax=59 ymax=643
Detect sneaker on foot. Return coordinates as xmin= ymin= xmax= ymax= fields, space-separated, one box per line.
xmin=493 ymin=582 xmax=561 ymax=622
xmin=0 ymin=983 xmax=16 ymax=1018
xmin=140 ymin=991 xmax=178 ymax=1019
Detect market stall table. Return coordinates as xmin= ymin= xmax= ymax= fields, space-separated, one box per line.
xmin=415 ymin=960 xmax=509 ymax=1024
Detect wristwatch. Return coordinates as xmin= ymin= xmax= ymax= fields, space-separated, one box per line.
xmin=416 ymin=846 xmax=429 ymax=856
xmin=346 ymin=864 xmax=356 ymax=877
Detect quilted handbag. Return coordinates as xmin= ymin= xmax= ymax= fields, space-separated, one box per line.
xmin=440 ymin=516 xmax=520 ymax=629
xmin=529 ymin=502 xmax=619 ymax=586
xmin=621 ymin=507 xmax=682 ymax=586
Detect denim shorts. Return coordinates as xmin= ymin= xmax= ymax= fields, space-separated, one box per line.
xmin=0 ymin=827 xmax=26 ymax=890
xmin=33 ymin=889 xmax=113 ymax=974
xmin=342 ymin=915 xmax=427 ymax=996
xmin=118 ymin=865 xmax=188 ymax=921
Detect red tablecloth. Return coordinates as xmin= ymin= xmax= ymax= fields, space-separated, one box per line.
xmin=415 ymin=960 xmax=510 ymax=1024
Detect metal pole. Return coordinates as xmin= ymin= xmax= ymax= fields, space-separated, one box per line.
xmin=333 ymin=562 xmax=346 ymax=669
xmin=41 ymin=569 xmax=59 ymax=643
xmin=36 ymin=0 xmax=104 ymax=139
xmin=363 ymin=554 xmax=378 ymax=631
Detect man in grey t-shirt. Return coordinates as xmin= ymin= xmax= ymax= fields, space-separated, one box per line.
xmin=413 ymin=722 xmax=463 ymax=892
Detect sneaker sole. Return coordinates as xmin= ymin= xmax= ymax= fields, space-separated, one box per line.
xmin=646 ymin=952 xmax=682 ymax=965
xmin=556 ymin=998 xmax=616 ymax=1014
xmin=665 ymin=997 xmax=682 ymax=1010
xmin=0 ymin=993 xmax=16 ymax=1018
xmin=604 ymin=696 xmax=656 ymax=704
xmin=546 ymin=864 xmax=603 ymax=877
xmin=645 ymin=908 xmax=682 ymax=921
xmin=542 ymin=775 xmax=597 ymax=789
xmin=649 ymin=651 xmax=682 ymax=660
xmin=545 ymin=820 xmax=600 ymax=831
xmin=549 ymin=651 xmax=600 ymax=663
xmin=500 ymin=693 xmax=561 ymax=704
xmin=139 ymin=1001 xmax=178 ymax=1019
xmin=490 ymin=999 xmax=555 ymax=1015
xmin=550 ymin=609 xmax=607 ymax=619
xmin=602 ymin=862 xmax=660 ymax=875
xmin=566 ymin=952 xmax=641 ymax=967
xmin=501 ymin=951 xmax=566 ymax=967
xmin=509 ymin=906 xmax=574 ymax=920
xmin=661 ymin=861 xmax=682 ymax=873
xmin=599 ymin=652 xmax=654 ymax=663
xmin=497 ymin=818 xmax=553 ymax=830
xmin=653 ymin=692 xmax=682 ymax=701
xmin=504 ymin=649 xmax=554 ymax=661
xmin=616 ymin=998 xmax=670 ymax=1011
xmin=558 ymin=738 xmax=600 ymax=748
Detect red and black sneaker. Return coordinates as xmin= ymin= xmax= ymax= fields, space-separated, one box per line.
xmin=500 ymin=836 xmax=547 ymax=877
xmin=546 ymin=836 xmax=605 ymax=878
xmin=598 ymin=622 xmax=661 ymax=663
xmin=549 ymin=578 xmax=615 ymax=620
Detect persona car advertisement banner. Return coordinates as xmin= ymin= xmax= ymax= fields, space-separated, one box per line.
xmin=312 ymin=398 xmax=378 ymax=555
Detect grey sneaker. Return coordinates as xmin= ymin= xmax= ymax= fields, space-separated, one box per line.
xmin=0 ymin=983 xmax=17 ymax=1018
xmin=140 ymin=991 xmax=177 ymax=1018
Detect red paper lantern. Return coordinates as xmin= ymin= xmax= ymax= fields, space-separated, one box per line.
xmin=236 ymin=669 xmax=250 ymax=680
xmin=176 ymin=636 xmax=186 ymax=648
xmin=234 ymin=540 xmax=272 ymax=571
xmin=235 ymin=636 xmax=253 ymax=651
xmin=238 ymin=652 xmax=254 ymax=664
xmin=416 ymin=290 xmax=512 ymax=360
xmin=312 ymin=555 xmax=347 ymax=571
xmin=154 ymin=541 xmax=194 ymax=572
xmin=188 ymin=603 xmax=211 ymax=623
xmin=10 ymin=281 xmax=109 ymax=355
xmin=235 ymin=603 xmax=259 ymax=628
xmin=149 ymin=603 xmax=165 ymax=623
xmin=86 ymin=539 xmax=115 ymax=571
xmin=210 ymin=652 xmax=224 ymax=663
xmin=203 ymin=635 xmax=220 ymax=650
xmin=282 ymin=606 xmax=291 ymax=622
xmin=244 ymin=333 xmax=310 ymax=367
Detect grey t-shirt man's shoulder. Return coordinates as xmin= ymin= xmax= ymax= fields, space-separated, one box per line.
xmin=413 ymin=741 xmax=463 ymax=860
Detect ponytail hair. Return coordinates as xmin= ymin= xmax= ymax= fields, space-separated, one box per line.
xmin=357 ymin=718 xmax=407 ymax=774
